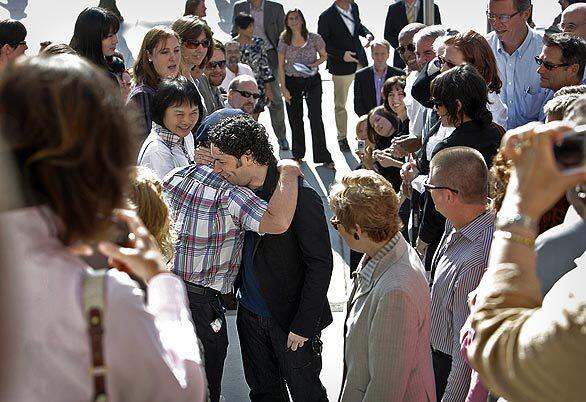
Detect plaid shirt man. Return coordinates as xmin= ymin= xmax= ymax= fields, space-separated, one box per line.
xmin=164 ymin=164 xmax=268 ymax=293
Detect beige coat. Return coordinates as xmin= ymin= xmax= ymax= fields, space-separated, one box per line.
xmin=340 ymin=234 xmax=436 ymax=402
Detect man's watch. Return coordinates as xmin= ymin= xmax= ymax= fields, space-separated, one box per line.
xmin=496 ymin=212 xmax=538 ymax=232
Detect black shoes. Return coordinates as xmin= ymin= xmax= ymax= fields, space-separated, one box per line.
xmin=338 ymin=139 xmax=350 ymax=152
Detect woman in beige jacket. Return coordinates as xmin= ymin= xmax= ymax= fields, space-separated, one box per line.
xmin=329 ymin=170 xmax=436 ymax=402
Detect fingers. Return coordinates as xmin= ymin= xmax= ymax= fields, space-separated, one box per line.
xmin=97 ymin=240 xmax=141 ymax=264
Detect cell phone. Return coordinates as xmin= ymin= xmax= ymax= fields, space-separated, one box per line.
xmin=554 ymin=124 xmax=586 ymax=174
xmin=82 ymin=216 xmax=130 ymax=269
xmin=357 ymin=140 xmax=366 ymax=153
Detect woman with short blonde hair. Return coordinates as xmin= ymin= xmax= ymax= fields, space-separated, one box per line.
xmin=329 ymin=169 xmax=435 ymax=402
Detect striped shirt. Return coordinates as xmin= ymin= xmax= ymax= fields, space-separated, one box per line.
xmin=430 ymin=210 xmax=495 ymax=402
xmin=163 ymin=164 xmax=268 ymax=293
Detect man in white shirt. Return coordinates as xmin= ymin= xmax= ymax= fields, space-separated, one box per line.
xmin=220 ymin=40 xmax=255 ymax=92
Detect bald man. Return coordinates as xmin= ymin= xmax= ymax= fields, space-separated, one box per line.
xmin=562 ymin=3 xmax=586 ymax=40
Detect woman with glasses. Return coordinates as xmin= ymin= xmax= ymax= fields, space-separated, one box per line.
xmin=439 ymin=30 xmax=508 ymax=129
xmin=233 ymin=12 xmax=275 ymax=119
xmin=329 ymin=169 xmax=435 ymax=402
xmin=0 ymin=54 xmax=206 ymax=401
xmin=129 ymin=26 xmax=182 ymax=141
xmin=277 ymin=8 xmax=333 ymax=167
xmin=138 ymin=77 xmax=203 ymax=179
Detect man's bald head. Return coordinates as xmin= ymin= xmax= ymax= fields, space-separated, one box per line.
xmin=398 ymin=22 xmax=426 ymax=44
xmin=562 ymin=3 xmax=586 ymax=40
xmin=398 ymin=23 xmax=425 ymax=71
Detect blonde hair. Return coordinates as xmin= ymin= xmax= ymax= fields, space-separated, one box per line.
xmin=328 ymin=170 xmax=402 ymax=242
xmin=128 ymin=166 xmax=176 ymax=264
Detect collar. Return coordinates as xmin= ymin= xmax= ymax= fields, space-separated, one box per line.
xmin=335 ymin=3 xmax=352 ymax=15
xmin=249 ymin=0 xmax=263 ymax=11
xmin=373 ymin=66 xmax=388 ymax=77
xmin=355 ymin=233 xmax=404 ymax=286
xmin=448 ymin=210 xmax=495 ymax=242
xmin=154 ymin=123 xmax=184 ymax=147
xmin=496 ymin=24 xmax=537 ymax=57
xmin=403 ymin=0 xmax=420 ymax=7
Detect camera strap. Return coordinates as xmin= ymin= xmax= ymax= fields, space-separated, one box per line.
xmin=83 ymin=268 xmax=108 ymax=402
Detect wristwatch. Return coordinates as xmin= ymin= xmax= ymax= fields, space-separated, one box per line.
xmin=496 ymin=212 xmax=538 ymax=232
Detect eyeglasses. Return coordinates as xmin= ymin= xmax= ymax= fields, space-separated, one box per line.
xmin=397 ymin=43 xmax=416 ymax=55
xmin=534 ymin=56 xmax=569 ymax=70
xmin=10 ymin=40 xmax=26 ymax=48
xmin=207 ymin=60 xmax=226 ymax=69
xmin=423 ymin=180 xmax=459 ymax=194
xmin=233 ymin=89 xmax=261 ymax=99
xmin=184 ymin=38 xmax=211 ymax=49
xmin=437 ymin=55 xmax=457 ymax=69
xmin=330 ymin=216 xmax=340 ymax=231
xmin=485 ymin=10 xmax=520 ymax=23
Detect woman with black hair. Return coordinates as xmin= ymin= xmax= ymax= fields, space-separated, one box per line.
xmin=70 ymin=7 xmax=120 ymax=73
xmin=138 ymin=76 xmax=203 ymax=179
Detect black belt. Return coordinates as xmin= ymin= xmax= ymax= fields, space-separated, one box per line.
xmin=431 ymin=347 xmax=452 ymax=361
xmin=183 ymin=280 xmax=220 ymax=297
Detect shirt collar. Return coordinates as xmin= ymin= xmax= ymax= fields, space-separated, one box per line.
xmin=249 ymin=0 xmax=263 ymax=11
xmin=403 ymin=0 xmax=420 ymax=7
xmin=450 ymin=210 xmax=495 ymax=242
xmin=335 ymin=3 xmax=352 ymax=15
xmin=374 ymin=66 xmax=388 ymax=78
xmin=356 ymin=232 xmax=403 ymax=284
xmin=154 ymin=123 xmax=184 ymax=147
xmin=496 ymin=24 xmax=536 ymax=57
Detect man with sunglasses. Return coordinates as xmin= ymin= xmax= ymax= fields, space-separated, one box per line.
xmin=0 ymin=19 xmax=27 ymax=71
xmin=204 ymin=41 xmax=228 ymax=112
xmin=486 ymin=0 xmax=548 ymax=129
xmin=227 ymin=75 xmax=261 ymax=115
xmin=426 ymin=146 xmax=495 ymax=401
xmin=536 ymin=33 xmax=586 ymax=120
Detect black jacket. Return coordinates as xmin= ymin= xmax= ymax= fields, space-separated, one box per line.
xmin=237 ymin=161 xmax=333 ymax=338
xmin=411 ymin=61 xmax=440 ymax=109
xmin=383 ymin=2 xmax=442 ymax=69
xmin=318 ymin=2 xmax=372 ymax=75
xmin=354 ymin=64 xmax=404 ymax=116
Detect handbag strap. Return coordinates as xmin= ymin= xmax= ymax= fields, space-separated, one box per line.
xmin=83 ymin=268 xmax=108 ymax=402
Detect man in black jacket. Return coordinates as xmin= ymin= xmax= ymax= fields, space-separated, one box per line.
xmin=384 ymin=0 xmax=441 ymax=69
xmin=354 ymin=40 xmax=404 ymax=116
xmin=318 ymin=0 xmax=373 ymax=152
xmin=210 ymin=116 xmax=333 ymax=402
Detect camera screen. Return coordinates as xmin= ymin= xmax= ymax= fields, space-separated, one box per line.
xmin=554 ymin=132 xmax=585 ymax=170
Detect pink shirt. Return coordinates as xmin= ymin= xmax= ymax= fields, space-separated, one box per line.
xmin=0 ymin=206 xmax=207 ymax=402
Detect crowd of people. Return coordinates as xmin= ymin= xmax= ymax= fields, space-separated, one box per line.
xmin=0 ymin=0 xmax=585 ymax=401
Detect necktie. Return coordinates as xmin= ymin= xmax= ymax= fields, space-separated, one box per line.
xmin=406 ymin=2 xmax=416 ymax=24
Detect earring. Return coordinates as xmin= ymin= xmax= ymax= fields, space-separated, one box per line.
xmin=148 ymin=59 xmax=152 ymax=62
xmin=353 ymin=233 xmax=360 ymax=240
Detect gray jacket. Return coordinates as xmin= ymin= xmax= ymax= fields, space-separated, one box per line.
xmin=340 ymin=234 xmax=436 ymax=402
xmin=231 ymin=0 xmax=285 ymax=49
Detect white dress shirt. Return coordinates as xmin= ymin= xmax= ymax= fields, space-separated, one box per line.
xmin=0 ymin=206 xmax=206 ymax=402
xmin=335 ymin=4 xmax=355 ymax=35
xmin=221 ymin=62 xmax=255 ymax=92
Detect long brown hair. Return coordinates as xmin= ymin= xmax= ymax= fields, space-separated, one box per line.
xmin=0 ymin=55 xmax=136 ymax=244
xmin=171 ymin=16 xmax=214 ymax=71
xmin=280 ymin=9 xmax=309 ymax=46
xmin=133 ymin=26 xmax=181 ymax=89
xmin=444 ymin=30 xmax=502 ymax=94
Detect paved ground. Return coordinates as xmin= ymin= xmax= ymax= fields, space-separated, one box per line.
xmin=1 ymin=0 xmax=560 ymax=400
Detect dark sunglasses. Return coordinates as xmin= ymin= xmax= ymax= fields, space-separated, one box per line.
xmin=10 ymin=40 xmax=26 ymax=48
xmin=184 ymin=38 xmax=211 ymax=49
xmin=233 ymin=89 xmax=261 ymax=99
xmin=397 ymin=43 xmax=416 ymax=55
xmin=534 ymin=56 xmax=569 ymax=71
xmin=437 ymin=55 xmax=457 ymax=69
xmin=423 ymin=180 xmax=459 ymax=194
xmin=330 ymin=216 xmax=340 ymax=231
xmin=207 ymin=60 xmax=226 ymax=69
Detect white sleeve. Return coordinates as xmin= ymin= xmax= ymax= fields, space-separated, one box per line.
xmin=104 ymin=271 xmax=206 ymax=402
xmin=139 ymin=144 xmax=176 ymax=180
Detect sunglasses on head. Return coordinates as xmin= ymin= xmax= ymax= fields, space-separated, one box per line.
xmin=330 ymin=216 xmax=340 ymax=231
xmin=207 ymin=60 xmax=226 ymax=69
xmin=397 ymin=43 xmax=416 ymax=55
xmin=534 ymin=56 xmax=569 ymax=71
xmin=184 ymin=38 xmax=211 ymax=49
xmin=234 ymin=89 xmax=261 ymax=99
xmin=437 ymin=55 xmax=457 ymax=69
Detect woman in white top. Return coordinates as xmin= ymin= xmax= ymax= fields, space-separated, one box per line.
xmin=0 ymin=54 xmax=206 ymax=402
xmin=138 ymin=76 xmax=203 ymax=179
xmin=439 ymin=30 xmax=508 ymax=130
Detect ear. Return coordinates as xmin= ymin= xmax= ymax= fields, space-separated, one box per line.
xmin=455 ymin=99 xmax=463 ymax=113
xmin=520 ymin=7 xmax=531 ymax=22
xmin=1 ymin=44 xmax=13 ymax=58
xmin=242 ymin=151 xmax=255 ymax=166
xmin=568 ymin=63 xmax=579 ymax=77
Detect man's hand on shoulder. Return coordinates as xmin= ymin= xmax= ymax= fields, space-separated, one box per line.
xmin=277 ymin=159 xmax=303 ymax=179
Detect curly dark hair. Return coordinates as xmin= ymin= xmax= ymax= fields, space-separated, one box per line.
xmin=208 ymin=115 xmax=273 ymax=165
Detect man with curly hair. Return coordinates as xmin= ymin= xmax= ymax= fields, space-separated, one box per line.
xmin=164 ymin=115 xmax=301 ymax=402
xmin=209 ymin=115 xmax=333 ymax=401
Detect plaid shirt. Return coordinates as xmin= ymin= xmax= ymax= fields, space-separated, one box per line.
xmin=164 ymin=164 xmax=268 ymax=293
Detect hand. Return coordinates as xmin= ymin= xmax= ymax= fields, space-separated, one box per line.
xmin=195 ymin=145 xmax=214 ymax=165
xmin=97 ymin=209 xmax=167 ymax=284
xmin=343 ymin=51 xmax=359 ymax=63
xmin=400 ymin=158 xmax=419 ymax=186
xmin=277 ymin=159 xmax=303 ymax=178
xmin=389 ymin=137 xmax=410 ymax=159
xmin=374 ymin=150 xmax=403 ymax=168
xmin=282 ymin=87 xmax=292 ymax=104
xmin=287 ymin=331 xmax=309 ymax=351
xmin=364 ymin=34 xmax=374 ymax=48
xmin=500 ymin=121 xmax=586 ymax=220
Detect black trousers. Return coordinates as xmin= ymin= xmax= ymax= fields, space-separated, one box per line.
xmin=236 ymin=306 xmax=328 ymax=402
xmin=285 ymin=74 xmax=333 ymax=163
xmin=186 ymin=285 xmax=229 ymax=402
xmin=432 ymin=348 xmax=453 ymax=401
